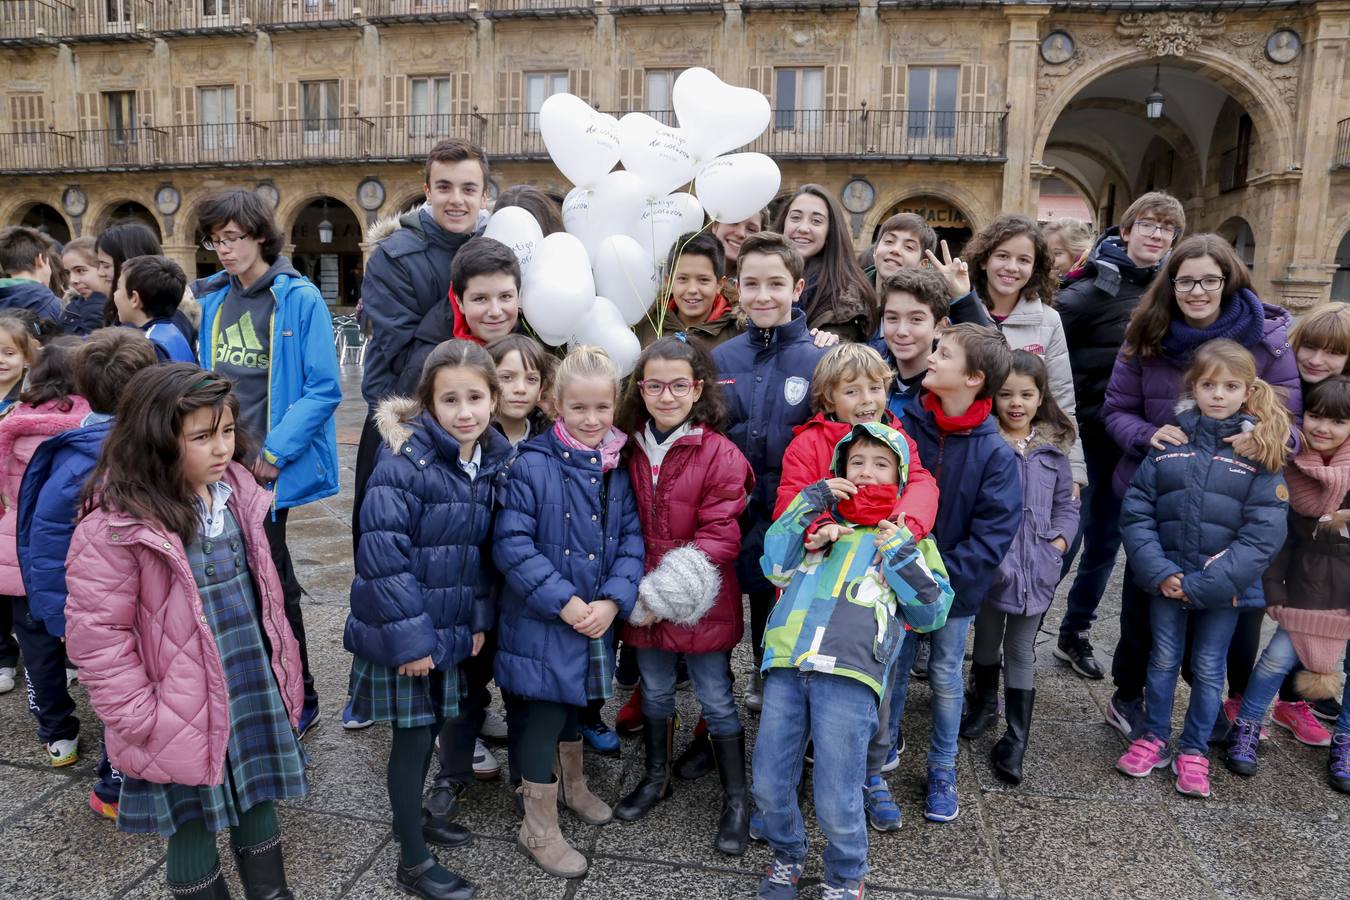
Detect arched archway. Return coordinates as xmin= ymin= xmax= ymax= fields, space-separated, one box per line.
xmin=1217 ymin=216 xmax=1256 ymax=270
xmin=12 ymin=202 xmax=72 ymax=244
xmin=1332 ymin=229 xmax=1350 ymax=304
xmin=395 ymin=193 xmax=426 ymax=216
xmin=871 ymin=193 xmax=977 ymax=256
xmin=290 ymin=196 xmax=363 ymax=307
xmin=1037 ymin=175 xmax=1093 ymax=224
xmin=93 ymin=200 xmax=161 ymax=241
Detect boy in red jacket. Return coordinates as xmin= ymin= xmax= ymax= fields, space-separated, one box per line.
xmin=773 ymin=341 xmax=938 ymax=832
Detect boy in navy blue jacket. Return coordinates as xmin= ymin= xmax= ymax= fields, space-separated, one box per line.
xmin=712 ymin=232 xmax=830 ymax=711
xmin=113 ymin=255 xmax=196 ymax=364
xmin=890 ymin=323 xmax=1023 ymax=823
xmin=0 ymin=225 xmax=61 ymax=327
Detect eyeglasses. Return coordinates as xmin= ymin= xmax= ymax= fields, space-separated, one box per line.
xmin=637 ymin=378 xmax=700 ymax=399
xmin=201 ymin=234 xmax=250 ymax=252
xmin=1173 ymin=275 xmax=1226 ymax=293
xmin=1133 ymin=220 xmax=1179 ymax=238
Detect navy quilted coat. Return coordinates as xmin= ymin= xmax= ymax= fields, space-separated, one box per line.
xmin=344 ymin=399 xmax=511 ymax=670
xmin=492 ymin=427 xmax=645 ymax=706
xmin=712 ymin=308 xmax=829 ymax=592
xmin=1119 ymin=408 xmax=1288 ymax=610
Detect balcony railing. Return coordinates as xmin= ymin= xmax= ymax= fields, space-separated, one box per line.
xmin=152 ymin=1 xmax=258 ymax=34
xmin=259 ymin=0 xmax=358 ymax=28
xmin=364 ymin=0 xmax=472 ymax=23
xmin=482 ymin=0 xmax=597 ymax=17
xmin=609 ymin=0 xmax=723 ymax=12
xmin=1337 ymin=118 xmax=1350 ymax=169
xmin=0 ymin=109 xmax=1007 ymax=174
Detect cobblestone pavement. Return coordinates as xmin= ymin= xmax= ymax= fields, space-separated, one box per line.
xmin=1 ymin=369 xmax=1346 ymax=900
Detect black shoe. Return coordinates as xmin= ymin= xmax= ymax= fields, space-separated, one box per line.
xmin=959 ymin=662 xmax=1001 ymax=741
xmin=421 ymin=810 xmax=474 ymax=848
xmin=614 ymin=717 xmax=674 ymax=821
xmin=910 ymin=634 xmax=931 ymax=679
xmin=395 ymin=857 xmax=477 ymax=900
xmin=1312 ymin=697 xmax=1343 ymax=722
xmin=424 ymin=778 xmax=469 ymax=820
xmin=991 ymin=688 xmax=1034 ymax=785
xmin=1054 ymin=632 xmax=1105 ymax=680
xmin=234 ymin=833 xmax=294 ymax=900
xmin=674 ymin=655 xmax=692 ymax=691
xmin=168 ymin=862 xmax=230 ymax=898
xmin=615 ymin=643 xmax=640 ymax=690
xmin=674 ymin=726 xmax=715 ymax=780
xmin=710 ymin=732 xmax=750 ymax=856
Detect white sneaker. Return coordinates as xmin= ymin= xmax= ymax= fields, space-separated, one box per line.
xmin=66 ymin=667 xmax=78 ymax=687
xmin=0 ymin=667 xmax=15 ymax=694
xmin=48 ymin=737 xmax=79 ymax=767
xmin=479 ymin=707 xmax=508 ymax=742
xmin=472 ymin=738 xmax=500 ymax=780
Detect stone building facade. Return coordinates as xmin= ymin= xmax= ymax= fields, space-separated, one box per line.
xmin=1 ymin=0 xmax=1348 ymax=308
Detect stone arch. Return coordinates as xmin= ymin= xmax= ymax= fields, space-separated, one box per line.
xmin=3 ymin=200 xmax=73 ymax=243
xmin=1323 ymin=212 xmax=1350 ymax=264
xmin=1216 ymin=215 xmax=1257 ymax=269
xmin=1033 ymin=47 xmax=1296 ymax=176
xmin=864 ymin=181 xmax=991 ymax=242
xmin=278 ymin=191 xmax=363 ymax=238
xmin=91 ymin=199 xmax=162 ymax=241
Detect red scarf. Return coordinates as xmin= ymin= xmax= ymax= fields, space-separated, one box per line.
xmin=448 ymin=285 xmax=484 ymax=345
xmin=921 ymin=392 xmax=993 ymax=434
xmin=666 ymin=292 xmax=731 ymax=329
xmin=837 ymin=482 xmax=899 ymax=526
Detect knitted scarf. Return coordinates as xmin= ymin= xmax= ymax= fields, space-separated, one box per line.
xmin=837 ymin=482 xmax=899 ymax=526
xmin=1286 ymin=438 xmax=1350 ymax=518
xmin=921 ymin=391 xmax=993 ymax=434
xmin=553 ymin=419 xmax=627 ymax=473
xmin=1160 ymin=287 xmax=1265 ymax=367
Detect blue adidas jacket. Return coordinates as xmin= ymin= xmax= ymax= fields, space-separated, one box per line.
xmin=143 ymin=319 xmax=197 ymax=364
xmin=345 ymin=400 xmax=511 ymax=671
xmin=712 ymin=308 xmax=829 ymax=592
xmin=194 ymin=266 xmax=341 ymax=510
xmin=1120 ymin=408 xmax=1288 ymax=609
xmin=16 ymin=418 xmax=111 ymax=637
xmin=491 ymin=428 xmax=645 ymax=707
xmin=896 ymin=399 xmax=1023 ymax=619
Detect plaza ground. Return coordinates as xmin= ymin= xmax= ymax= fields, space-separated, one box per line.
xmin=0 ymin=368 xmax=1346 ymax=900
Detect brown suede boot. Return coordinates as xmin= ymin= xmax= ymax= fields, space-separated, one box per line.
xmin=555 ymin=739 xmax=613 ymax=825
xmin=517 ymin=780 xmax=587 ymax=878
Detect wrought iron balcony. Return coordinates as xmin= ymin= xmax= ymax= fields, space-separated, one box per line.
xmin=608 ymin=0 xmax=724 ymax=13
xmin=0 ymin=109 xmax=1007 ymax=175
xmin=481 ymin=0 xmax=597 ymax=17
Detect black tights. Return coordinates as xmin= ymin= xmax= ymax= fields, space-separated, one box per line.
xmin=388 ymin=720 xmax=449 ymax=877
xmin=519 ymin=701 xmax=580 ymax=783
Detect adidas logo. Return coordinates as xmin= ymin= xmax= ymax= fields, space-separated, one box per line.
xmin=216 ymin=311 xmax=270 ymax=370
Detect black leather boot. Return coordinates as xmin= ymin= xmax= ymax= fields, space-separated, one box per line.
xmin=168 ymin=862 xmax=231 ymax=899
xmin=614 ymin=716 xmax=674 ymax=821
xmin=959 ymin=662 xmax=1001 ymax=740
xmin=710 ymin=731 xmax=750 ymax=856
xmin=992 ymin=687 xmax=1035 ymax=785
xmin=233 ymin=834 xmax=293 ymax=900
xmin=395 ymin=857 xmax=477 ymax=900
xmin=421 ymin=809 xmax=474 ymax=848
xmin=673 ymin=720 xmax=714 ymax=780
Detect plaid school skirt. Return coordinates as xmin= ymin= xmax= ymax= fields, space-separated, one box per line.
xmin=349 ymin=655 xmax=461 ymax=728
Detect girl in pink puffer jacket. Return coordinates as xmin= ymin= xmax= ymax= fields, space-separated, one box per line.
xmin=65 ymin=365 xmax=306 ymax=900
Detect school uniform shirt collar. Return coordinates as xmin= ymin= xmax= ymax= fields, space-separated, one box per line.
xmin=459 ymin=442 xmax=483 ymax=481
xmin=193 ymin=480 xmax=234 ymax=539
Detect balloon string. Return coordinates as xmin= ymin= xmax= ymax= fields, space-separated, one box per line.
xmin=653 ymin=213 xmax=712 ymax=337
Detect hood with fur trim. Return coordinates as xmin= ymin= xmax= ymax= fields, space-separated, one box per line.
xmin=999 ymin=423 xmax=1076 ymax=459
xmin=374 ymin=395 xmax=421 ymax=453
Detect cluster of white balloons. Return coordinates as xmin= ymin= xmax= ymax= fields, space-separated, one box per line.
xmin=481 ymin=68 xmax=781 ymax=375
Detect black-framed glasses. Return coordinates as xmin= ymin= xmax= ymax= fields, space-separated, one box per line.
xmin=1173 ymin=275 xmax=1225 ymax=293
xmin=1133 ymin=219 xmax=1179 ymax=238
xmin=201 ymin=234 xmax=249 ymax=252
xmin=637 ymin=378 xmax=700 ymax=399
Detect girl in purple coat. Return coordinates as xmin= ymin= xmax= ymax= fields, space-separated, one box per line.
xmin=961 ymin=351 xmax=1079 ymax=785
xmin=1102 ymin=234 xmax=1301 ymax=739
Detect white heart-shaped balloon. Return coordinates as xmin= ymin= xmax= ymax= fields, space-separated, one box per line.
xmin=672 ymin=67 xmax=772 ymax=161
xmin=582 ymin=170 xmax=650 ymax=254
xmin=539 ymin=93 xmax=621 ymax=189
xmin=619 ymin=112 xmax=700 ymax=200
xmin=592 ymin=235 xmax=659 ymax=327
xmin=483 ymin=206 xmax=544 ymax=271
xmin=573 ymin=299 xmax=642 ymax=377
xmin=633 ymin=192 xmax=705 ymax=265
xmin=521 ymin=232 xmax=596 ymax=346
xmin=694 ymin=153 xmax=782 ymax=224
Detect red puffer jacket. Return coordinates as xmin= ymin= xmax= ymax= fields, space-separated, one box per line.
xmin=773 ymin=411 xmax=938 ymax=539
xmin=622 ymin=426 xmax=754 ymax=654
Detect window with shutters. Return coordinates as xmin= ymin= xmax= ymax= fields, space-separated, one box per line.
xmin=302 ymin=80 xmax=340 ymax=144
xmin=9 ymin=94 xmax=44 ymax=143
xmin=199 ymin=86 xmax=236 ymax=150
xmin=774 ymin=67 xmax=824 ymax=132
xmin=524 ymin=72 xmax=568 ymax=133
xmin=410 ymin=76 xmax=454 ymax=137
xmin=105 ymin=91 xmax=137 ymax=144
xmin=105 ymin=0 xmax=133 ymax=30
xmin=202 ymin=0 xmax=230 ymax=23
xmin=907 ymin=66 xmax=959 ymax=140
xmin=644 ymin=70 xmax=678 ymax=125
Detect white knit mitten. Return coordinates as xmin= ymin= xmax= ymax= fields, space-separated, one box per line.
xmin=636 ymin=546 xmax=721 ymax=627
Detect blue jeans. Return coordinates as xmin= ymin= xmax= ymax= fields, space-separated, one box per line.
xmin=1237 ymin=627 xmax=1300 ymax=724
xmin=888 ymin=614 xmax=974 ymax=770
xmin=751 ymin=669 xmax=876 ymax=883
xmin=1059 ymin=422 xmax=1123 ymax=634
xmin=636 ymin=647 xmax=740 ymax=736
xmin=1139 ymin=597 xmax=1239 ymax=756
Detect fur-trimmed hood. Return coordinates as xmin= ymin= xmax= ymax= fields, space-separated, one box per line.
xmin=0 ymin=398 xmax=92 ymax=470
xmin=374 ymin=395 xmax=420 ymax=453
xmin=999 ymin=423 xmax=1075 ymax=459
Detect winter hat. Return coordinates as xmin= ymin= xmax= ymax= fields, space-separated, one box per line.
xmin=1266 ymin=606 xmax=1350 ymax=700
xmin=630 ymin=546 xmax=721 ymax=629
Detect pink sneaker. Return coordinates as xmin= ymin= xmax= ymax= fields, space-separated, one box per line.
xmin=1116 ymin=736 xmax=1170 ymax=778
xmin=1272 ymin=700 xmax=1332 ymax=747
xmin=1224 ymin=695 xmax=1269 ymax=741
xmin=1173 ymin=753 xmax=1212 ymax=798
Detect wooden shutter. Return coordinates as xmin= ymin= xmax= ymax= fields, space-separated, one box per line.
xmin=746 ymin=66 xmax=773 ymax=105
xmin=496 ymin=71 xmax=523 ymax=114
xmin=454 ymin=73 xmax=471 ymax=115
xmin=340 ymin=79 xmax=358 ymax=118
xmin=569 ymin=68 xmax=592 ymax=106
xmin=825 ymin=64 xmax=849 ymax=125
xmin=959 ymin=64 xmax=988 ymax=113
xmin=382 ymin=75 xmax=406 ymax=117
xmin=136 ymin=89 xmax=153 ymax=125
xmin=279 ymin=81 xmax=299 ymax=120
xmin=78 ymin=92 xmax=101 ymax=130
xmin=617 ymin=67 xmax=641 ymax=111
xmin=239 ymin=82 xmax=254 ymax=121
xmin=8 ymin=93 xmax=45 ymax=131
xmin=174 ymin=86 xmax=196 ymax=126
